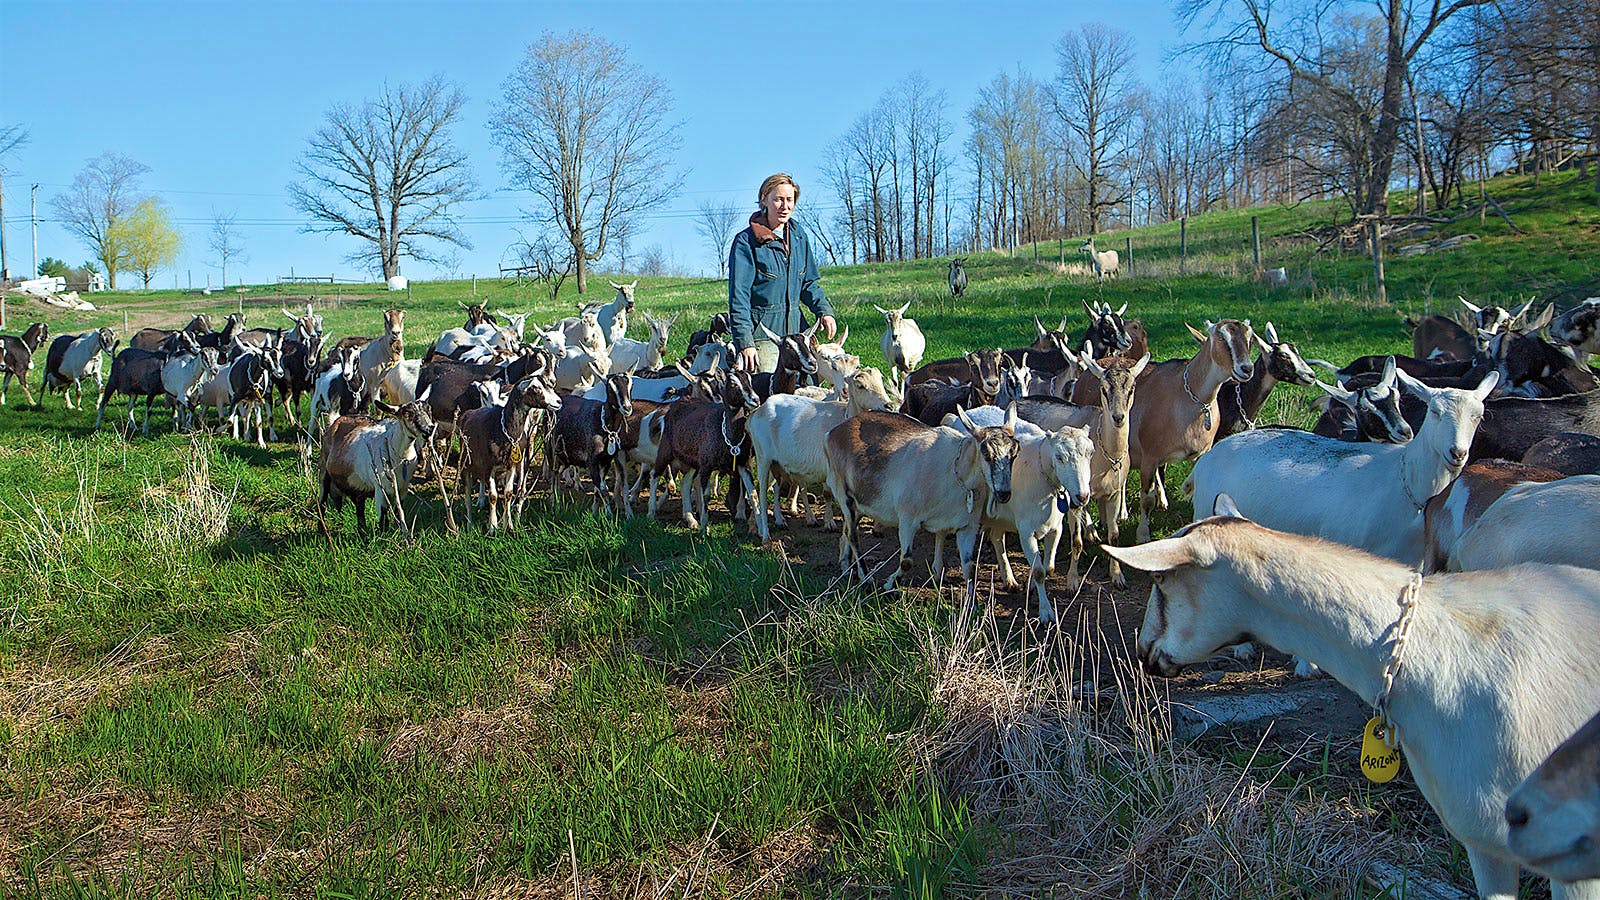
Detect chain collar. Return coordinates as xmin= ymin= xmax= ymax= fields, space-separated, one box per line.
xmin=1090 ymin=420 xmax=1127 ymax=473
xmin=1398 ymin=452 xmax=1428 ymax=513
xmin=1373 ymin=572 xmax=1424 ymax=749
xmin=721 ymin=409 xmax=744 ymax=458
xmin=1182 ymin=356 xmax=1213 ymax=430
xmin=1234 ymin=382 xmax=1258 ymax=431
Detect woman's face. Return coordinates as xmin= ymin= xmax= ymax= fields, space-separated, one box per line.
xmin=763 ymin=183 xmax=797 ymax=229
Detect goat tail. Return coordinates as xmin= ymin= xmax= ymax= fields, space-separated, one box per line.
xmin=1181 ymin=471 xmax=1196 ymax=498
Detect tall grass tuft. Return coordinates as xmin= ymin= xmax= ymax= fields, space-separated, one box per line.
xmin=909 ymin=593 xmax=1383 ymax=896
xmin=138 ymin=436 xmax=236 ymax=549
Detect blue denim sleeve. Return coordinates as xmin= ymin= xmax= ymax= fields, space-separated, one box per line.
xmin=728 ymin=232 xmax=757 ymax=351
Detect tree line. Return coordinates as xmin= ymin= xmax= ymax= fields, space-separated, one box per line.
xmin=19 ymin=3 xmax=1596 ymax=292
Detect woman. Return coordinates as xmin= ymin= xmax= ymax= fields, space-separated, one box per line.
xmin=728 ymin=173 xmax=837 ymax=372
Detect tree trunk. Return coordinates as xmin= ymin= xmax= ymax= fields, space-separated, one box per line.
xmin=1370 ymin=219 xmax=1388 ymax=304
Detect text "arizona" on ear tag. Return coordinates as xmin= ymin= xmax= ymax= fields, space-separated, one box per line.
xmin=1360 ymin=716 xmax=1403 ymax=783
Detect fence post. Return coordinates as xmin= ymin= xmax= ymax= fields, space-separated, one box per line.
xmin=472 ymin=274 xmax=477 ymax=297
xmin=1251 ymin=216 xmax=1261 ymax=271
xmin=1180 ymin=217 xmax=1188 ymax=273
xmin=1 ymin=293 xmax=6 ymax=330
xmin=1125 ymin=236 xmax=1133 ymax=276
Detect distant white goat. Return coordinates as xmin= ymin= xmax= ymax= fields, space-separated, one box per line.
xmin=1079 ymin=236 xmax=1119 ymax=279
xmin=875 ymin=302 xmax=926 ymax=387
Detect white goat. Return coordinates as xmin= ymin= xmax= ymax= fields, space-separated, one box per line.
xmin=948 ymin=405 xmax=1094 ymax=623
xmin=1106 ymin=503 xmax=1600 ymax=900
xmin=318 ymin=390 xmax=437 ymax=532
xmin=1080 ymin=236 xmax=1120 ymax=279
xmin=748 ymin=368 xmax=897 ymax=541
xmin=1188 ymin=370 xmax=1499 ymax=566
xmin=1449 ymin=475 xmax=1600 ymax=572
xmin=553 ymin=347 xmax=610 ymax=395
xmin=875 ymin=302 xmax=926 ymax=387
xmin=160 ymin=348 xmax=221 ymax=432
xmin=608 ymin=313 xmax=675 ymax=375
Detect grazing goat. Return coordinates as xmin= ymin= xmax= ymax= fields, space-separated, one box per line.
xmin=1127 ymin=319 xmax=1256 ymax=542
xmin=748 ymin=367 xmax=897 ymax=541
xmin=1507 ymin=708 xmax=1600 ymax=884
xmin=1421 ymin=460 xmax=1564 ymax=574
xmin=1550 ymin=298 xmax=1600 ymax=364
xmin=948 ymin=258 xmax=968 ymax=297
xmin=825 ymin=407 xmax=1019 ymax=602
xmin=655 ymin=368 xmax=762 ymax=533
xmin=1261 ymin=266 xmax=1288 ymax=285
xmin=42 ymin=327 xmax=115 ymax=409
xmin=949 ymin=406 xmax=1093 ymax=623
xmin=1449 ymin=475 xmax=1600 ymax=573
xmin=1188 ymin=370 xmax=1499 ymax=565
xmin=1524 ymin=432 xmax=1600 ymax=476
xmin=459 ymin=375 xmax=564 ymax=531
xmin=0 ymin=322 xmax=48 ymax=405
xmin=1216 ymin=322 xmax=1318 ymax=438
xmin=1079 ymin=236 xmax=1119 ymax=279
xmin=549 ymin=373 xmax=634 ymax=513
xmin=96 ymin=346 xmax=170 ymax=435
xmin=875 ymin=302 xmax=926 ymax=387
xmin=609 ymin=313 xmax=676 ymax=376
xmin=1105 ymin=505 xmax=1600 ymax=900
xmin=319 ymin=390 xmax=438 ymax=533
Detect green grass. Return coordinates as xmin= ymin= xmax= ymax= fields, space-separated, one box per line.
xmin=1 ymin=169 xmax=1597 ymax=898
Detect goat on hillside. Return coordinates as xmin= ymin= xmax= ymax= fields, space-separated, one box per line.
xmin=1080 ymin=237 xmax=1119 ymax=279
xmin=875 ymin=302 xmax=926 ymax=387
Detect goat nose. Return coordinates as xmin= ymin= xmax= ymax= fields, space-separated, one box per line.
xmin=1237 ymin=363 xmax=1255 ymax=381
xmin=1113 ymin=413 xmax=1127 ymax=427
xmin=995 ymin=489 xmax=1012 ymax=505
xmin=1505 ymin=801 xmax=1530 ymax=830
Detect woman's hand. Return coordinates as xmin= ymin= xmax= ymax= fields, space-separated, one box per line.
xmin=820 ymin=316 xmax=837 ymax=340
xmin=739 ymin=347 xmax=760 ymax=371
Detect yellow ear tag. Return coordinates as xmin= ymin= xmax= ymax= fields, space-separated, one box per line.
xmin=1360 ymin=716 xmax=1403 ymax=783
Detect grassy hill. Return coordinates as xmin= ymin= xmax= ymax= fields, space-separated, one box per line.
xmin=1 ymin=169 xmax=1596 ymax=898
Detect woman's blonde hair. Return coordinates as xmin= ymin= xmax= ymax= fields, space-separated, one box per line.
xmin=758 ymin=173 xmax=800 ymax=207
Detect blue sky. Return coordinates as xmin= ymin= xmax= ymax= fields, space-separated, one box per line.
xmin=1 ymin=0 xmax=1193 ymax=287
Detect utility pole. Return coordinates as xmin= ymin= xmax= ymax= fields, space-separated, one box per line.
xmin=1 ymin=172 xmax=9 ymax=281
xmin=31 ymin=183 xmax=39 ymax=279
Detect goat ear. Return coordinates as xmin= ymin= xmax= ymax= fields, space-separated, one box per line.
xmin=1034 ymin=315 xmax=1048 ymax=338
xmin=415 ymin=385 xmax=432 ymax=404
xmin=674 ymin=361 xmax=694 ymax=381
xmin=375 ymin=400 xmax=398 ymax=415
xmin=282 ymin=309 xmax=299 ymax=322
xmin=758 ymin=322 xmax=781 ymax=343
xmin=1004 ymin=401 xmax=1019 ymax=431
xmin=1472 ymin=369 xmax=1501 ymax=400
xmin=896 ymin=302 xmax=909 ymax=317
xmin=1213 ymin=493 xmax=1246 ymax=519
xmin=1265 ymin=322 xmax=1280 ymax=344
xmin=874 ymin=304 xmax=890 ymax=317
xmin=1460 ymin=296 xmax=1482 ymax=314
xmin=1101 ymin=533 xmax=1210 ymax=572
xmin=1116 ymin=302 xmax=1128 ymax=317
xmin=1395 ymin=367 xmax=1432 ymax=400
xmin=837 ymin=325 xmax=849 ymax=348
xmin=1129 ymin=352 xmax=1151 ymax=379
xmin=1082 ymin=298 xmax=1096 ymax=318
xmin=1185 ymin=323 xmax=1208 ymax=344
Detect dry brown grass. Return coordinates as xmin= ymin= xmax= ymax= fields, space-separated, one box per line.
xmin=905 ymin=592 xmax=1388 ymax=898
xmin=138 ymin=436 xmax=235 ymax=549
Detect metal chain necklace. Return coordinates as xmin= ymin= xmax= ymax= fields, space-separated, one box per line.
xmin=1182 ymin=356 xmax=1213 ymax=430
xmin=1373 ymin=572 xmax=1424 ymax=749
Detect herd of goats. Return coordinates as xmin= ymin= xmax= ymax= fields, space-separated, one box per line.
xmin=4 ymin=273 xmax=1600 ymax=895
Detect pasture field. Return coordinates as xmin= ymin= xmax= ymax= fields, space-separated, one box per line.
xmin=1 ymin=170 xmax=1596 ymax=898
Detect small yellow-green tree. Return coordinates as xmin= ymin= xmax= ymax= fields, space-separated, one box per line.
xmin=114 ymin=198 xmax=182 ymax=289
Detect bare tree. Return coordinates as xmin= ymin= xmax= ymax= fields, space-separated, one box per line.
xmin=207 ymin=210 xmax=248 ymax=288
xmin=507 ymin=230 xmax=573 ymax=302
xmin=51 ymin=152 xmax=150 ymax=290
xmin=490 ymin=31 xmax=683 ymax=294
xmin=1053 ymin=23 xmax=1140 ymax=234
xmin=0 ymin=124 xmax=28 ymax=280
xmin=288 ymin=76 xmax=476 ymax=280
xmin=694 ymin=198 xmax=743 ymax=278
